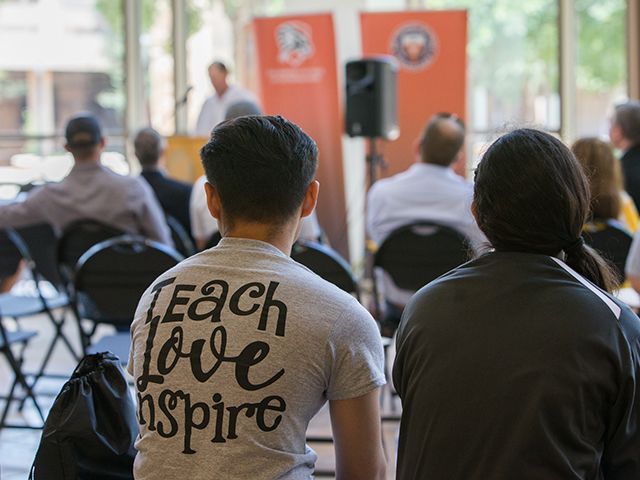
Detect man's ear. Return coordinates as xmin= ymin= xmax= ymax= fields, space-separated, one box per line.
xmin=470 ymin=199 xmax=479 ymax=223
xmin=301 ymin=180 xmax=319 ymax=218
xmin=205 ymin=181 xmax=222 ymax=220
xmin=413 ymin=137 xmax=422 ymax=162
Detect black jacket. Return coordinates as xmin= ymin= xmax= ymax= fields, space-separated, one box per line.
xmin=621 ymin=144 xmax=640 ymax=211
xmin=140 ymin=169 xmax=192 ymax=236
xmin=394 ymin=251 xmax=640 ymax=480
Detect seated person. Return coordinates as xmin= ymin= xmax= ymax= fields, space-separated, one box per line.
xmin=366 ymin=113 xmax=486 ymax=335
xmin=0 ymin=113 xmax=172 ymax=246
xmin=135 ymin=127 xmax=192 ymax=236
xmin=394 ymin=128 xmax=640 ymax=479
xmin=572 ymin=137 xmax=639 ymax=233
xmin=128 ymin=115 xmax=386 ymax=479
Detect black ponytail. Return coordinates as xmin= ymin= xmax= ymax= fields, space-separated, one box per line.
xmin=474 ymin=128 xmax=619 ymax=292
xmin=564 ymin=242 xmax=619 ymax=292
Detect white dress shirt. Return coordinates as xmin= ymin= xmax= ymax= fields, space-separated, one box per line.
xmin=367 ymin=162 xmax=487 ymax=305
xmin=194 ymin=85 xmax=258 ymax=136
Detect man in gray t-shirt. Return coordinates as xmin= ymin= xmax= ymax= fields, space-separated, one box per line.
xmin=128 ymin=115 xmax=386 ymax=480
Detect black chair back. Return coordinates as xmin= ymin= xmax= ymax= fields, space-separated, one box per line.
xmin=74 ymin=236 xmax=183 ymax=327
xmin=583 ymin=220 xmax=633 ymax=285
xmin=57 ymin=219 xmax=125 ymax=280
xmin=166 ymin=214 xmax=196 ymax=257
xmin=374 ymin=221 xmax=471 ymax=291
xmin=0 ymin=230 xmax=22 ymax=280
xmin=291 ymin=240 xmax=359 ymax=299
xmin=205 ymin=230 xmax=222 ymax=250
xmin=0 ymin=224 xmax=63 ymax=288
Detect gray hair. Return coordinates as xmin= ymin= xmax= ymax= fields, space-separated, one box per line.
xmin=614 ymin=101 xmax=640 ymax=145
xmin=224 ymin=101 xmax=263 ymax=121
xmin=134 ymin=127 xmax=166 ymax=167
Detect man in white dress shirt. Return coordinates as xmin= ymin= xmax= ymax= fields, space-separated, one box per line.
xmin=366 ymin=113 xmax=486 ymax=335
xmin=194 ymin=61 xmax=259 ymax=136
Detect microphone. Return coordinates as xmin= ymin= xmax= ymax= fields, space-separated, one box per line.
xmin=176 ymin=85 xmax=194 ymax=107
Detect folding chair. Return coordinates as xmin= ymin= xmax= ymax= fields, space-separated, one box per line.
xmin=74 ymin=236 xmax=183 ymax=361
xmin=0 ymin=225 xmax=76 ymax=384
xmin=0 ymin=309 xmax=45 ymax=429
xmin=205 ymin=230 xmax=222 ymax=250
xmin=290 ymin=240 xmax=363 ymax=474
xmin=57 ymin=219 xmax=125 ymax=285
xmin=291 ymin=240 xmax=360 ymax=300
xmin=583 ymin=219 xmax=633 ymax=286
xmin=374 ymin=221 xmax=471 ymax=420
xmin=167 ymin=214 xmax=196 ymax=257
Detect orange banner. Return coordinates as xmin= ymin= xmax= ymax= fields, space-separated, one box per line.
xmin=252 ymin=14 xmax=349 ymax=259
xmin=360 ymin=11 xmax=467 ymax=178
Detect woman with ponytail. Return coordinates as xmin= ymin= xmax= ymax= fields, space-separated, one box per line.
xmin=393 ymin=129 xmax=640 ymax=480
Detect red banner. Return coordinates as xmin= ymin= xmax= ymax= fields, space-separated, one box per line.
xmin=252 ymin=14 xmax=348 ymax=258
xmin=360 ymin=11 xmax=467 ymax=177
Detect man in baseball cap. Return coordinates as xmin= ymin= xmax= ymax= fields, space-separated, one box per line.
xmin=0 ymin=113 xmax=172 ymax=246
xmin=65 ymin=114 xmax=103 ymax=148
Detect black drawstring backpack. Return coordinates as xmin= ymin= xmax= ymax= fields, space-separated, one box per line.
xmin=30 ymin=352 xmax=138 ymax=479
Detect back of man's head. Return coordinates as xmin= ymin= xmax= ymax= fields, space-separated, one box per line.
xmin=224 ymin=100 xmax=263 ymax=122
xmin=613 ymin=101 xmax=640 ymax=145
xmin=134 ymin=127 xmax=165 ymax=168
xmin=209 ymin=61 xmax=228 ymax=75
xmin=65 ymin=113 xmax=104 ymax=161
xmin=419 ymin=113 xmax=466 ymax=167
xmin=200 ymin=115 xmax=318 ymax=226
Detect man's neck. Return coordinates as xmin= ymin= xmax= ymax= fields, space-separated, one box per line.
xmin=222 ymin=222 xmax=297 ymax=256
xmin=215 ymin=84 xmax=230 ymax=97
xmin=619 ymin=138 xmax=634 ymax=152
xmin=73 ymin=157 xmax=101 ymax=166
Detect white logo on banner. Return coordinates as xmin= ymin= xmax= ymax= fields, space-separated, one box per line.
xmin=275 ymin=21 xmax=315 ymax=67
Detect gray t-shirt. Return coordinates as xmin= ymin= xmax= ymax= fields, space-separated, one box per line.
xmin=128 ymin=237 xmax=385 ymax=480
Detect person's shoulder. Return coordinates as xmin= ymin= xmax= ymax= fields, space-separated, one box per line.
xmin=165 ymin=175 xmax=192 ymax=193
xmin=367 ymin=168 xmax=409 ymax=197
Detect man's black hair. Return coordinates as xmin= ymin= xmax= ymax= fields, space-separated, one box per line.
xmin=200 ymin=115 xmax=318 ymax=226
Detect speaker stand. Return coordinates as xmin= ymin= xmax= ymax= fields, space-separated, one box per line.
xmin=366 ymin=137 xmax=384 ymax=187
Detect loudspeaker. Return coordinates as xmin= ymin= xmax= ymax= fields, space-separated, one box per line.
xmin=345 ymin=58 xmax=399 ymax=139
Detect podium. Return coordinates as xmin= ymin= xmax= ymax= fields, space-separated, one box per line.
xmin=165 ymin=136 xmax=209 ymax=183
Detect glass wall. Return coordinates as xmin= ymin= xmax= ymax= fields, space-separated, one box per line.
xmin=423 ymin=0 xmax=560 ymax=164
xmin=0 ymin=0 xmax=632 ymax=168
xmin=141 ymin=0 xmax=175 ymax=136
xmin=575 ymin=0 xmax=627 ymax=139
xmin=0 ymin=0 xmax=125 ymax=168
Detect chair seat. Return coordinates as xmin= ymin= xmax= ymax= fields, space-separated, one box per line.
xmin=86 ymin=332 xmax=131 ymax=365
xmin=0 ymin=329 xmax=37 ymax=349
xmin=0 ymin=292 xmax=69 ymax=318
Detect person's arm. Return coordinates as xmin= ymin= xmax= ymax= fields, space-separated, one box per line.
xmin=195 ymin=98 xmax=213 ymax=137
xmin=626 ymin=232 xmax=640 ymax=293
xmin=0 ymin=189 xmax=47 ymax=229
xmin=601 ymin=332 xmax=640 ymax=479
xmin=330 ymin=388 xmax=386 ymax=480
xmin=190 ymin=177 xmax=218 ymax=250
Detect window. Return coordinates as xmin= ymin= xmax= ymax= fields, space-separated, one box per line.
xmin=575 ymin=0 xmax=627 ymax=139
xmin=0 ymin=0 xmax=125 ymax=165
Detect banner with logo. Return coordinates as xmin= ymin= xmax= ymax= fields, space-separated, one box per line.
xmin=360 ymin=11 xmax=467 ymax=177
xmin=252 ymin=14 xmax=349 ymax=258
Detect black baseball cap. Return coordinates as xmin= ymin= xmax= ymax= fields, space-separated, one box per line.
xmin=65 ymin=113 xmax=103 ymax=148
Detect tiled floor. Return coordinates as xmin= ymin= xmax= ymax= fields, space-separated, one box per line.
xmin=0 ymin=308 xmax=401 ymax=479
